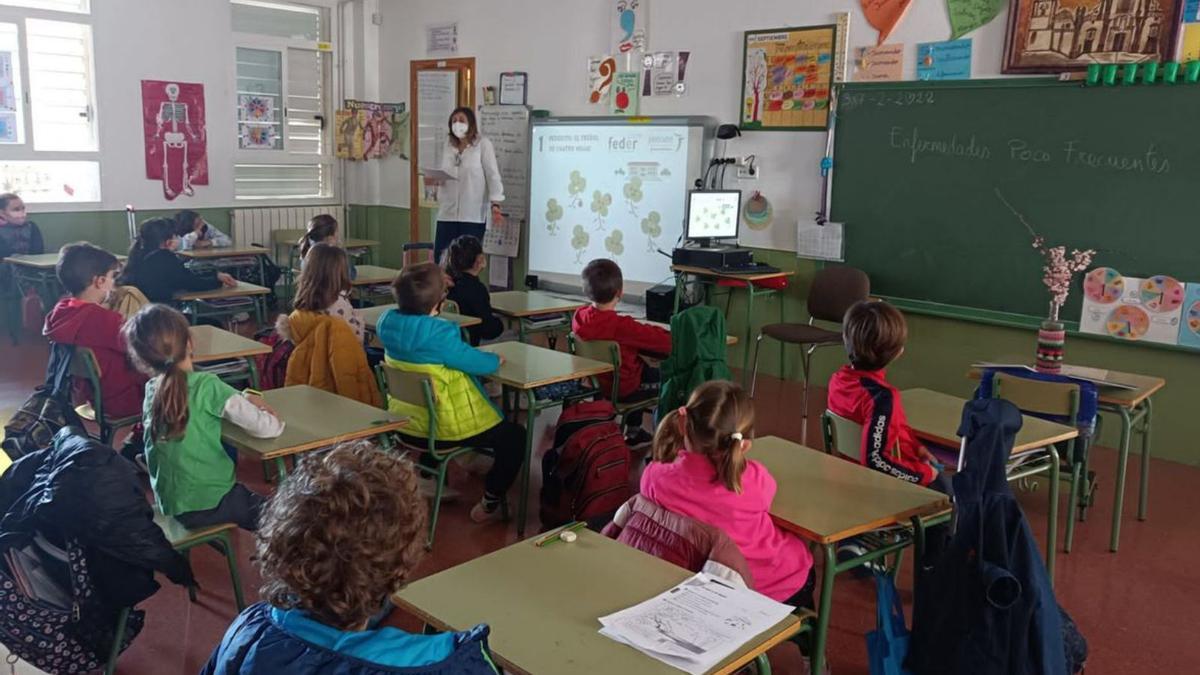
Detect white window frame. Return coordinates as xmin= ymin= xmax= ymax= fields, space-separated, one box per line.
xmin=231 ymin=0 xmax=338 ymax=203
xmin=0 ymin=2 xmax=100 ymax=205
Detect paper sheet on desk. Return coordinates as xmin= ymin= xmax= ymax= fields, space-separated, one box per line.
xmin=598 ymin=573 xmax=794 ymax=675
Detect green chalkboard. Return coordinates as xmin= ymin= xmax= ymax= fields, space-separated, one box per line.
xmin=831 ymin=78 xmax=1200 ymax=322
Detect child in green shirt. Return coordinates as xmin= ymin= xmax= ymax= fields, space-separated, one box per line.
xmin=124 ymin=304 xmax=284 ymax=530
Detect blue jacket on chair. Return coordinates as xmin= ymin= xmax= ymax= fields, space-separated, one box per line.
xmin=907 ymin=398 xmax=1080 ymax=675
xmin=202 ymin=602 xmax=499 ymax=675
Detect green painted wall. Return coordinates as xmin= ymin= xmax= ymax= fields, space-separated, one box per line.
xmin=40 ymin=204 xmax=1195 ymax=465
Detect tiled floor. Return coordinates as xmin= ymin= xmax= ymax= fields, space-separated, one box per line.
xmin=1 ymin=327 xmax=1197 ymax=674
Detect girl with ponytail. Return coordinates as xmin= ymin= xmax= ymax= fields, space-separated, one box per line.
xmin=642 ymin=380 xmax=815 ymax=611
xmin=124 ymin=304 xmax=284 ymax=531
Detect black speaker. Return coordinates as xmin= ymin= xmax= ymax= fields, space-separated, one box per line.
xmin=646 ymin=283 xmax=687 ymax=323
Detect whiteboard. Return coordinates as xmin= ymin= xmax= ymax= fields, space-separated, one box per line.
xmin=478 ymin=105 xmax=529 ymax=258
xmin=528 ymin=116 xmax=713 ymax=296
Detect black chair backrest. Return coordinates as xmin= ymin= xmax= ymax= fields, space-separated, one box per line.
xmin=807 ymin=266 xmax=870 ymax=323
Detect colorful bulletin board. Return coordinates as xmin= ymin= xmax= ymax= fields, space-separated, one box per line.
xmin=740 ymin=25 xmax=836 ymax=131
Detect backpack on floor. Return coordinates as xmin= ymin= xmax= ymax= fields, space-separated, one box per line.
xmin=540 ymin=400 xmax=631 ymax=529
xmin=254 ymin=328 xmax=294 ymax=390
xmin=2 ymin=343 xmax=82 ymax=461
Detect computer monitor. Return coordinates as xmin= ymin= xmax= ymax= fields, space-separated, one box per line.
xmin=685 ymin=190 xmax=741 ymax=244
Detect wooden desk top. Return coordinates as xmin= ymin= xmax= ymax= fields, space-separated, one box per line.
xmin=176 ymin=280 xmax=270 ymax=301
xmin=350 ymin=265 xmax=401 ymax=286
xmin=671 ymin=264 xmax=794 ymax=282
xmin=966 ymin=364 xmax=1165 ymax=409
xmin=902 ymin=388 xmax=1078 ymax=456
xmin=189 ymin=325 xmax=270 ymax=363
xmin=361 ymin=304 xmax=482 ymax=332
xmin=753 ymin=436 xmax=950 ymax=545
xmin=480 ymin=341 xmax=612 ymax=390
xmin=343 ymin=238 xmax=379 ymax=249
xmin=394 ymin=529 xmax=802 ymax=675
xmin=490 ymin=291 xmax=588 ymax=318
xmin=222 ymin=385 xmax=406 ymax=460
xmin=177 ymin=246 xmax=268 ymax=259
xmin=4 ymin=253 xmax=125 ymax=269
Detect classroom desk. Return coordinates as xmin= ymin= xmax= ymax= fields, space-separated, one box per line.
xmin=901 ymin=388 xmax=1078 ymax=580
xmin=754 ymin=435 xmax=949 ymax=675
xmin=189 ymin=325 xmax=270 ymax=388
xmin=3 ymin=252 xmax=127 ymax=314
xmin=479 ymin=341 xmax=612 ymax=537
xmin=221 ymin=385 xmax=407 ymax=482
xmin=967 ymin=364 xmax=1165 ymax=552
xmin=349 ymin=265 xmax=402 ymax=301
xmin=393 ymin=529 xmax=804 ymax=675
xmin=490 ymin=291 xmax=587 ymax=345
xmin=360 ymin=303 xmax=482 ymax=333
xmin=176 ymin=280 xmax=270 ymax=326
xmin=343 ymin=238 xmax=380 ymax=265
xmin=177 ymin=246 xmax=270 ymax=290
xmin=670 ymin=265 xmax=793 ymax=381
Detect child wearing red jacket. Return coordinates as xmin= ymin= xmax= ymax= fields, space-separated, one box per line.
xmin=44 ymin=243 xmax=148 ymax=432
xmin=572 ymin=258 xmax=671 ymax=447
xmin=827 ymin=300 xmax=946 ymax=490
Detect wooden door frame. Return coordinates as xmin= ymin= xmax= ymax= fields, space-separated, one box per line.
xmin=408 ymin=58 xmax=475 ymax=244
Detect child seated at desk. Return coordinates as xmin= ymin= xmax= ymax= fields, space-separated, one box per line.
xmin=0 ymin=192 xmax=44 ymax=310
xmin=378 ymin=262 xmax=525 ymax=523
xmin=442 ymin=234 xmax=503 ymax=346
xmin=572 ymin=258 xmax=671 ymax=448
xmin=121 ymin=217 xmax=236 ymax=304
xmin=299 ymin=213 xmax=357 ymax=280
xmin=201 ymin=442 xmax=499 ymax=674
xmin=43 ymin=243 xmax=148 ymax=456
xmin=175 ymin=209 xmax=232 ymax=250
xmin=124 ymin=304 xmax=283 ymax=530
xmin=292 ymin=243 xmax=365 ymax=343
xmin=641 ymin=381 xmax=815 ymax=609
xmin=827 ymin=300 xmax=948 ymax=493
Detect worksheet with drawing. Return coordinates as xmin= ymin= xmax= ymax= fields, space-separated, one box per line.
xmin=529 ymin=122 xmax=706 ymax=295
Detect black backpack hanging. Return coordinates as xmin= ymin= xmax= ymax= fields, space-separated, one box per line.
xmin=2 ymin=343 xmax=84 ymax=461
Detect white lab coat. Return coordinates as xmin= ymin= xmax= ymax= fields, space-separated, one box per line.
xmin=437 ymin=136 xmax=505 ymax=224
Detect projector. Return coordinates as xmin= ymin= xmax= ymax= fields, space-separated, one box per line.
xmin=671 ymin=246 xmax=753 ymax=269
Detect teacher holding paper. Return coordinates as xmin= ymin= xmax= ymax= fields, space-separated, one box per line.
xmin=430 ymin=107 xmax=505 ymax=264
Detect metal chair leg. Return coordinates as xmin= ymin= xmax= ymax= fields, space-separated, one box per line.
xmin=750 ymin=333 xmax=766 ymax=398
xmin=105 ymin=607 xmax=131 ymax=675
xmin=800 ymin=345 xmax=815 ymax=442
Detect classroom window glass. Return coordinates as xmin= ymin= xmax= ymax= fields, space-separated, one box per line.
xmin=0 ymin=23 xmax=25 ymax=145
xmin=26 ymin=18 xmax=95 ymax=151
xmin=0 ymin=0 xmax=88 ymax=13
xmin=232 ymin=0 xmax=332 ymax=201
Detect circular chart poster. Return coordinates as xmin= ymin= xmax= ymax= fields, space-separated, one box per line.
xmin=1084 ymin=267 xmax=1123 ymax=304
xmin=1106 ymin=305 xmax=1150 ymax=340
xmin=1139 ymin=275 xmax=1184 ymax=313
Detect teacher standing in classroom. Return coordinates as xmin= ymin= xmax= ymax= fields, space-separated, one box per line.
xmin=431 ymin=107 xmax=505 ymax=265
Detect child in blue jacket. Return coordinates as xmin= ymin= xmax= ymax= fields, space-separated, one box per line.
xmin=377 ymin=262 xmax=525 ymax=523
xmin=202 ymin=442 xmax=499 ymax=674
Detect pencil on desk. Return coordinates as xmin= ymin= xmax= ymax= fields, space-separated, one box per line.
xmin=535 ymin=521 xmax=586 ymax=547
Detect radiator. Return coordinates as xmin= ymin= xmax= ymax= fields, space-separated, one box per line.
xmin=230 ymin=205 xmax=346 ymax=248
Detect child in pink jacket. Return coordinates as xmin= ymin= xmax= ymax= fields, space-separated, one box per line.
xmin=640 ymin=380 xmax=814 ymax=607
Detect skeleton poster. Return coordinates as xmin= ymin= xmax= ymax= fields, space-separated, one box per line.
xmin=141 ymin=80 xmax=208 ymax=200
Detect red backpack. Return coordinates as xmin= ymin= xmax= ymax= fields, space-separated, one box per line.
xmin=254 ymin=328 xmax=293 ymax=390
xmin=540 ymin=400 xmax=632 ymax=529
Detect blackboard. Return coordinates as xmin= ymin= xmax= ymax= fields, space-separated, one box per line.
xmin=831 ymin=79 xmax=1200 ymax=323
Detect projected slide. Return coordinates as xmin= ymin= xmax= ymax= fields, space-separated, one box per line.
xmin=530 ymin=124 xmax=694 ymax=289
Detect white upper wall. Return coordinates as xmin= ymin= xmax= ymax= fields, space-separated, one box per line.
xmin=375 ymin=0 xmax=1015 ymax=250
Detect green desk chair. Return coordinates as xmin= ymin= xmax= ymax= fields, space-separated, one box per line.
xmin=106 ymin=514 xmax=244 ymax=675
xmin=375 ymin=363 xmax=494 ymax=549
xmin=403 ymin=242 xmax=435 ymax=267
xmin=273 ymin=228 xmax=306 ymax=300
xmin=568 ymin=334 xmax=658 ymax=419
xmin=991 ymin=373 xmax=1089 ymax=555
xmin=821 ymin=410 xmax=917 ymax=576
xmin=70 ymin=347 xmax=141 ymax=446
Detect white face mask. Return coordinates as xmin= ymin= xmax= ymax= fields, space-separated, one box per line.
xmin=451 ymin=122 xmax=469 ymax=139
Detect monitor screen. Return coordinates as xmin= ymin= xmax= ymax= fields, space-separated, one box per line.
xmin=685 ymin=190 xmax=741 ymax=241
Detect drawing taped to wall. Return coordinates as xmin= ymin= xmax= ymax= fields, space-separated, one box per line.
xmin=141 ymin=80 xmax=208 ymax=201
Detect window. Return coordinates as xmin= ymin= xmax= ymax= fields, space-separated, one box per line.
xmin=0 ymin=1 xmax=98 ymax=203
xmin=232 ymin=0 xmax=333 ymax=200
